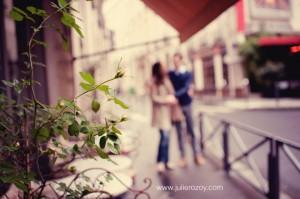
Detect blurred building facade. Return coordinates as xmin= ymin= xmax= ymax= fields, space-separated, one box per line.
xmin=103 ymin=0 xmax=300 ymax=98
xmin=1 ymin=0 xmax=299 ymax=101
xmin=0 ymin=0 xmax=113 ymax=105
xmin=70 ymin=0 xmax=115 ymax=110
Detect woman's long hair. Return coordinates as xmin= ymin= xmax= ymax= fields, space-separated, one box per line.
xmin=152 ymin=62 xmax=164 ymax=85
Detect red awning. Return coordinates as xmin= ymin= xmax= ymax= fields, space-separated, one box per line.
xmin=141 ymin=0 xmax=238 ymax=42
xmin=259 ymin=36 xmax=300 ymax=46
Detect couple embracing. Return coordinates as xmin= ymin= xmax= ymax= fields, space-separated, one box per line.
xmin=151 ymin=53 xmax=205 ymax=173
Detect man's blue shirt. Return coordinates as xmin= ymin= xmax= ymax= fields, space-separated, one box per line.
xmin=168 ymin=70 xmax=193 ymax=106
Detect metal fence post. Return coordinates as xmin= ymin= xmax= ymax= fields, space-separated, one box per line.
xmin=268 ymin=139 xmax=280 ymax=199
xmin=223 ymin=122 xmax=230 ymax=173
xmin=199 ymin=113 xmax=205 ymax=152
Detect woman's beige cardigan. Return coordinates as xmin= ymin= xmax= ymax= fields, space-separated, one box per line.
xmin=150 ymin=79 xmax=183 ymax=130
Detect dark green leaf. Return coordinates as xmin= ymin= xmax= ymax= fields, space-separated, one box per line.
xmin=120 ymin=116 xmax=128 ymax=122
xmin=98 ymin=127 xmax=105 ymax=136
xmin=91 ymin=99 xmax=100 ymax=113
xmin=107 ymin=133 xmax=118 ymax=141
xmin=72 ymin=144 xmax=80 ymax=154
xmin=99 ymin=136 xmax=107 ymax=149
xmin=80 ymin=126 xmax=89 ymax=134
xmin=0 ymin=162 xmax=15 ymax=173
xmin=14 ymin=181 xmax=28 ymax=192
xmin=37 ymin=127 xmax=50 ymax=141
xmin=87 ymin=133 xmax=95 ymax=147
xmin=68 ymin=121 xmax=80 ymax=136
xmin=95 ymin=147 xmax=109 ymax=159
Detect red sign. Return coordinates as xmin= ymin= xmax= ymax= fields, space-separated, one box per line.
xmin=290 ymin=45 xmax=300 ymax=53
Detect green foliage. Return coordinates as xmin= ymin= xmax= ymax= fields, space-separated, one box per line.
xmin=1 ymin=0 xmax=128 ymax=198
xmin=61 ymin=12 xmax=83 ymax=38
xmin=80 ymin=72 xmax=95 ymax=85
xmin=112 ymin=97 xmax=129 ymax=109
xmin=239 ymin=34 xmax=285 ymax=91
xmin=91 ymin=99 xmax=100 ymax=113
xmin=10 ymin=7 xmax=35 ymax=22
xmin=26 ymin=6 xmax=47 ymax=17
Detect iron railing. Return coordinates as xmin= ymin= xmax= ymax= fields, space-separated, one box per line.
xmin=198 ymin=112 xmax=300 ymax=199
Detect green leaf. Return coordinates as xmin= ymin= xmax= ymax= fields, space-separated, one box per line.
xmin=0 ymin=162 xmax=15 ymax=173
xmin=99 ymin=136 xmax=107 ymax=149
xmin=112 ymin=126 xmax=122 ymax=135
xmin=26 ymin=6 xmax=36 ymax=14
xmin=37 ymin=127 xmax=50 ymax=141
xmin=91 ymin=99 xmax=100 ymax=113
xmin=26 ymin=6 xmax=47 ymax=17
xmin=80 ymin=82 xmax=93 ymax=91
xmin=98 ymin=127 xmax=106 ymax=136
xmin=61 ymin=12 xmax=83 ymax=37
xmin=86 ymin=132 xmax=95 ymax=147
xmin=2 ymin=145 xmax=19 ymax=152
xmin=97 ymin=85 xmax=110 ymax=95
xmin=10 ymin=7 xmax=35 ymax=23
xmin=12 ymin=7 xmax=27 ymax=16
xmin=79 ymin=72 xmax=95 ymax=85
xmin=95 ymin=146 xmax=109 ymax=159
xmin=72 ymin=144 xmax=80 ymax=154
xmin=113 ymin=97 xmax=129 ymax=109
xmin=68 ymin=121 xmax=80 ymax=136
xmin=114 ymin=143 xmax=120 ymax=153
xmin=120 ymin=116 xmax=128 ymax=122
xmin=58 ymin=0 xmax=68 ymax=8
xmin=9 ymin=9 xmax=24 ymax=21
xmin=14 ymin=181 xmax=28 ymax=192
xmin=107 ymin=143 xmax=119 ymax=154
xmin=107 ymin=133 xmax=118 ymax=141
xmin=80 ymin=126 xmax=89 ymax=134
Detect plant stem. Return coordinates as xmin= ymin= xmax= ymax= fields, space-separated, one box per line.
xmin=23 ymin=110 xmax=31 ymax=199
xmin=75 ymin=77 xmax=116 ymax=99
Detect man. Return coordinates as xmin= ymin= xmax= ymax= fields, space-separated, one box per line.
xmin=169 ymin=52 xmax=205 ymax=167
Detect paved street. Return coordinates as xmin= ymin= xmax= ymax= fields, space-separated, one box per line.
xmin=123 ymin=103 xmax=264 ymax=199
xmin=122 ymin=96 xmax=300 ymax=199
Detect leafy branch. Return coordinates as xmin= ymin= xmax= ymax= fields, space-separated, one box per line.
xmin=0 ymin=1 xmax=131 ymax=198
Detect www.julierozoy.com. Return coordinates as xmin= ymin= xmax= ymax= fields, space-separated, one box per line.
xmin=156 ymin=184 xmax=224 ymax=192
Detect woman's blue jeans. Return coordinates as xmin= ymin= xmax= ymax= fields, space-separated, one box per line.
xmin=157 ymin=129 xmax=170 ymax=164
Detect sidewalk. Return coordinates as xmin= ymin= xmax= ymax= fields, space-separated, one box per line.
xmin=195 ymin=97 xmax=300 ymax=114
xmin=124 ymin=107 xmax=265 ymax=199
xmin=223 ymin=98 xmax=300 ymax=110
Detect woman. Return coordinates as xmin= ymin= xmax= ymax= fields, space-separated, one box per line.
xmin=151 ymin=62 xmax=177 ymax=172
